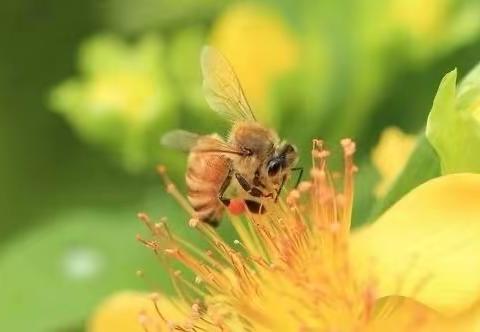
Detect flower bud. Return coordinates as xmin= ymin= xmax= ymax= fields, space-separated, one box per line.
xmin=426 ymin=64 xmax=480 ymax=174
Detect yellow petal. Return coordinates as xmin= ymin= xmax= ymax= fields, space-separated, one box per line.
xmin=443 ymin=299 xmax=480 ymax=331
xmin=372 ymin=296 xmax=480 ymax=331
xmin=371 ymin=296 xmax=442 ymax=331
xmin=87 ymin=291 xmax=183 ymax=332
xmin=352 ymin=174 xmax=480 ymax=316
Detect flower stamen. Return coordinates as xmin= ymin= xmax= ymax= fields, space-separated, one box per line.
xmin=137 ymin=139 xmax=395 ymax=331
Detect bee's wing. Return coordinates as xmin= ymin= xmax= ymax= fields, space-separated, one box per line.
xmin=161 ymin=130 xmax=201 ymax=152
xmin=161 ymin=129 xmax=245 ymax=156
xmin=201 ymin=46 xmax=257 ymax=123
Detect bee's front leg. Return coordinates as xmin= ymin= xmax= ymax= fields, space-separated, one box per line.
xmin=275 ymin=174 xmax=287 ymax=202
xmin=234 ymin=172 xmax=273 ymax=198
xmin=218 ymin=169 xmax=233 ymax=206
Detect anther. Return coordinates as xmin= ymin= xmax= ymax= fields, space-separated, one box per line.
xmin=149 ymin=292 xmax=160 ymax=301
xmin=189 ymin=218 xmax=200 ymax=228
xmin=341 ymin=138 xmax=356 ymax=156
xmin=298 ymin=181 xmax=312 ymax=192
xmin=137 ymin=212 xmax=150 ymax=222
xmin=286 ymin=189 xmax=300 ymax=205
xmin=192 ymin=303 xmax=200 ymax=313
xmin=165 ymin=248 xmax=179 ymax=255
xmin=310 ymin=168 xmax=325 ymax=180
xmin=156 ymin=165 xmax=167 ymax=174
xmin=312 ymin=139 xmax=324 ymax=150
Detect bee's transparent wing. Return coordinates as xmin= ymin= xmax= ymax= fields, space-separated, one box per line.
xmin=161 ymin=130 xmax=201 ymax=152
xmin=201 ymin=46 xmax=256 ymax=123
xmin=161 ymin=129 xmax=245 ymax=156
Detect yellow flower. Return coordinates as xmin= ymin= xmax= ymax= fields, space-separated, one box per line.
xmin=371 ymin=127 xmax=416 ymax=197
xmin=90 ymin=140 xmax=480 ymax=331
xmin=390 ymin=0 xmax=447 ymax=41
xmin=387 ymin=0 xmax=480 ymax=59
xmin=209 ymin=3 xmax=299 ymax=117
xmin=87 ymin=291 xmax=187 ymax=332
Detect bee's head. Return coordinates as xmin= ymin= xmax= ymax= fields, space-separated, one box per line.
xmin=266 ymin=142 xmax=298 ymax=178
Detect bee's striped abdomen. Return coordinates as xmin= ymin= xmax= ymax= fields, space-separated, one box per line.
xmin=186 ymin=143 xmax=231 ymax=226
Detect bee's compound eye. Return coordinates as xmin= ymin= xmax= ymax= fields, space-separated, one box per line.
xmin=267 ymin=159 xmax=282 ymax=176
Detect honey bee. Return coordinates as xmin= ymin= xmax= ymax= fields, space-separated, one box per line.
xmin=162 ymin=46 xmax=301 ymax=226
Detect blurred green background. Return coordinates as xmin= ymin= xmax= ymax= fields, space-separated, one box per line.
xmin=1 ymin=0 xmax=480 ymax=331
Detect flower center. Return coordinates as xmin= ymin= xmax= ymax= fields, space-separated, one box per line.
xmin=136 ymin=139 xmax=393 ymax=331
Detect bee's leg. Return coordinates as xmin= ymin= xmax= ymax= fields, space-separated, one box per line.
xmin=291 ymin=167 xmax=304 ymax=188
xmin=234 ymin=172 xmax=273 ymax=198
xmin=275 ymin=175 xmax=287 ymax=202
xmin=244 ymin=200 xmax=266 ymax=214
xmin=204 ymin=219 xmax=220 ymax=227
xmin=274 ymin=167 xmax=303 ymax=202
xmin=218 ymin=170 xmax=233 ymax=206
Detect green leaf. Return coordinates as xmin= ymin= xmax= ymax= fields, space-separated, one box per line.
xmin=0 ymin=205 xmax=187 ymax=332
xmin=426 ymin=66 xmax=480 ymax=174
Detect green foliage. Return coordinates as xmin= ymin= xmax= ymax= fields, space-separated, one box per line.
xmin=271 ymin=0 xmax=480 ymax=144
xmin=168 ymin=26 xmax=210 ymax=116
xmin=105 ymin=0 xmax=224 ymax=33
xmin=0 ymin=209 xmax=153 ymax=332
xmin=427 ymin=66 xmax=480 ymax=173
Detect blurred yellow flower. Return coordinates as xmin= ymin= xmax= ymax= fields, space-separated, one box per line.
xmin=50 ymin=34 xmax=175 ymax=171
xmin=88 ymin=291 xmax=185 ymax=332
xmin=390 ymin=0 xmax=447 ymax=41
xmin=85 ymin=70 xmax=158 ymax=123
xmin=88 ymin=292 xmax=156 ymax=332
xmin=89 ymin=139 xmax=480 ymax=331
xmin=209 ymin=3 xmax=299 ymax=117
xmin=371 ymin=127 xmax=416 ymax=197
xmin=387 ymin=0 xmax=480 ymax=59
